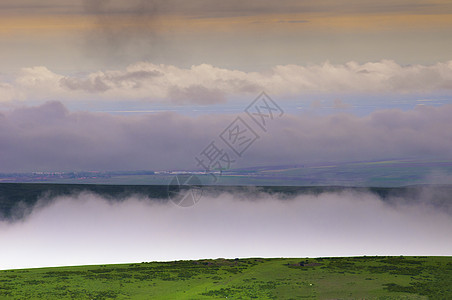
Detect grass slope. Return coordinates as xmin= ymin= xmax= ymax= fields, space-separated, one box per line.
xmin=1 ymin=256 xmax=451 ymax=299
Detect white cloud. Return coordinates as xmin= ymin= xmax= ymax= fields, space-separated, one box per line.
xmin=1 ymin=60 xmax=452 ymax=105
xmin=0 ymin=82 xmax=18 ymax=103
xmin=16 ymin=66 xmax=62 ymax=87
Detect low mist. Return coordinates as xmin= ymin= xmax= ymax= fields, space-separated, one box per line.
xmin=1 ymin=188 xmax=451 ymax=270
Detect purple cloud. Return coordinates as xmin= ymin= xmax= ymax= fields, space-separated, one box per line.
xmin=1 ymin=102 xmax=452 ymax=172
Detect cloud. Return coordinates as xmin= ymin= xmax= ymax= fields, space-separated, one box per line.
xmin=12 ymin=66 xmax=65 ymax=103
xmin=253 ymin=104 xmax=452 ymax=166
xmin=168 ymin=85 xmax=227 ymax=105
xmin=55 ymin=60 xmax=452 ymax=97
xmin=17 ymin=66 xmax=63 ymax=87
xmin=332 ymin=99 xmax=351 ymax=109
xmin=4 ymin=0 xmax=451 ymax=17
xmin=54 ymin=62 xmax=260 ymax=103
xmin=0 ymin=83 xmax=18 ymax=103
xmin=1 ymin=102 xmax=452 ymax=172
xmin=2 ymin=60 xmax=451 ymax=105
xmin=80 ymin=0 xmax=171 ymax=61
xmin=1 ymin=187 xmax=452 ymax=269
xmin=277 ymin=20 xmax=309 ymax=24
xmin=0 ymin=101 xmax=224 ymax=172
xmin=60 ymin=69 xmax=162 ymax=93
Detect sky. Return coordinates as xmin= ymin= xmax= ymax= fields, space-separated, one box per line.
xmin=0 ymin=0 xmax=451 ymax=172
xmin=1 ymin=0 xmax=452 ymax=72
xmin=1 ymin=0 xmax=452 ymax=270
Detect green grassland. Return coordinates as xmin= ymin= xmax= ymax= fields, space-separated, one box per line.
xmin=1 ymin=256 xmax=451 ymax=299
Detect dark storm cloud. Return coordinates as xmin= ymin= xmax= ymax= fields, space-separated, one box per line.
xmin=1 ymin=102 xmax=452 ymax=172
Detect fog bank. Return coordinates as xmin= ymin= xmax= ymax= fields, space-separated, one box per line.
xmin=1 ymin=189 xmax=451 ymax=270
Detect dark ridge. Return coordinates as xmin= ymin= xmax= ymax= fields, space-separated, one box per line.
xmin=0 ymin=183 xmax=170 ymax=221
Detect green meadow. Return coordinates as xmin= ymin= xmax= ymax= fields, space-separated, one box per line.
xmin=1 ymin=256 xmax=451 ymax=299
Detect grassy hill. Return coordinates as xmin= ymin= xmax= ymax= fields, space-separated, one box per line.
xmin=1 ymin=256 xmax=451 ymax=299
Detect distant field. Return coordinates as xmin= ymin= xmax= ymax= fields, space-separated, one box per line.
xmin=3 ymin=159 xmax=452 ymax=187
xmin=0 ymin=256 xmax=451 ymax=299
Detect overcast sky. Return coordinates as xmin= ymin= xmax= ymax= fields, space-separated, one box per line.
xmin=1 ymin=0 xmax=452 ymax=72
